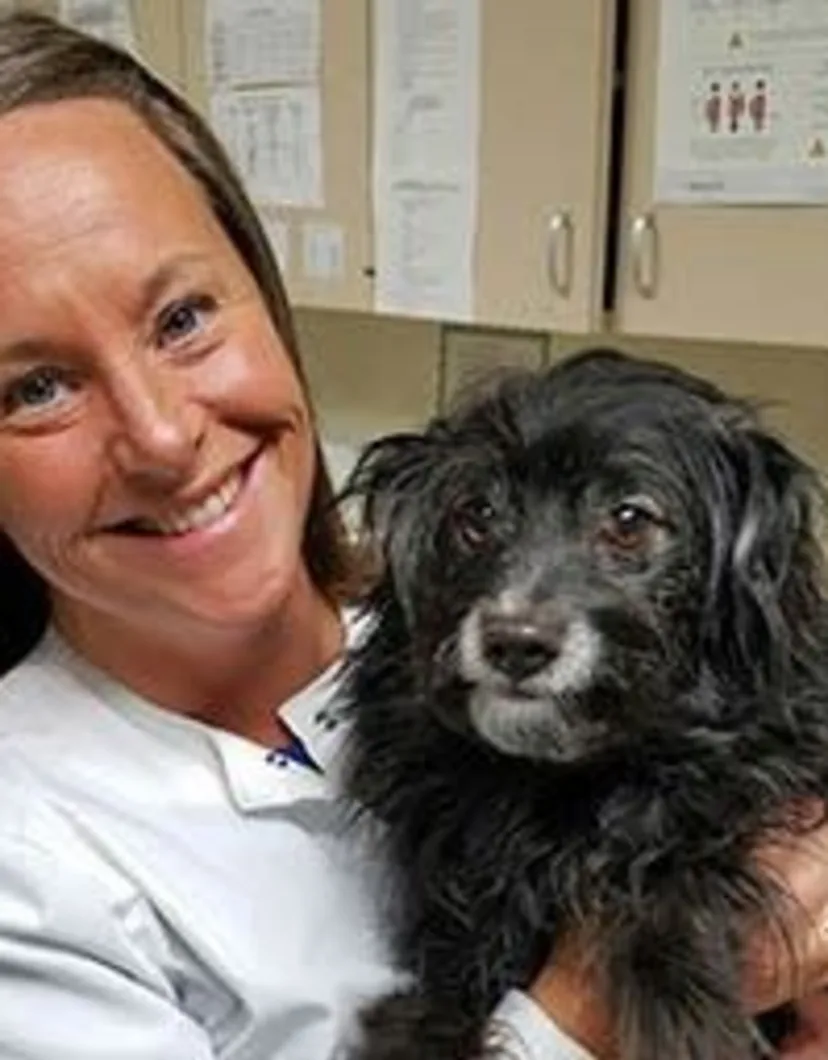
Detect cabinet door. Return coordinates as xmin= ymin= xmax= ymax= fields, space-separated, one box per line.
xmin=18 ymin=0 xmax=184 ymax=89
xmin=616 ymin=0 xmax=828 ymax=349
xmin=181 ymin=0 xmax=372 ymax=314
xmin=473 ymin=0 xmax=616 ymax=332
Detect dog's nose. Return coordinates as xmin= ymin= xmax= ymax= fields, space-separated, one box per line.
xmin=480 ymin=613 xmax=561 ymax=682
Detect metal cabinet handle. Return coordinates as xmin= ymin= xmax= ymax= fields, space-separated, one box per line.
xmin=547 ymin=210 xmax=574 ymax=297
xmin=630 ymin=212 xmax=659 ymax=299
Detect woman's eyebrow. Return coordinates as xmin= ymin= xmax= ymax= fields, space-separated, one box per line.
xmin=0 ymin=253 xmax=216 ymax=363
xmin=134 ymin=252 xmax=214 ymax=320
xmin=0 ymin=336 xmax=57 ymax=365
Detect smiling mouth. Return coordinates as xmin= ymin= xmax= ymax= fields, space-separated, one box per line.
xmin=109 ymin=454 xmax=256 ymax=538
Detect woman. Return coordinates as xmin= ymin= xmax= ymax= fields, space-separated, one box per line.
xmin=0 ymin=13 xmax=823 ymax=1059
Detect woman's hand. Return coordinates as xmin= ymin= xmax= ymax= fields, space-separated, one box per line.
xmin=529 ymin=933 xmax=613 ymax=1058
xmin=529 ymin=815 xmax=828 ymax=1060
xmin=746 ymin=813 xmax=828 ymax=1009
xmin=775 ymin=991 xmax=828 ymax=1059
xmin=749 ymin=815 xmax=828 ymax=1058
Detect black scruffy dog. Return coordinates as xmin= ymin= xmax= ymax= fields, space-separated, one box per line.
xmin=341 ymin=349 xmax=828 ymax=1060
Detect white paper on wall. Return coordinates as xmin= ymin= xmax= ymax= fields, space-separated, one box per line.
xmin=302 ymin=221 xmax=346 ymax=280
xmin=372 ymin=0 xmax=480 ymax=319
xmin=655 ymin=0 xmax=828 ymax=204
xmin=374 ymin=182 xmax=475 ymax=320
xmin=59 ymin=0 xmax=137 ymax=53
xmin=211 ymin=86 xmax=323 ymax=207
xmin=207 ymin=0 xmax=320 ymax=87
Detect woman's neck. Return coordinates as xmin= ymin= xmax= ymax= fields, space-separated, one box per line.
xmin=51 ymin=578 xmax=345 ymax=747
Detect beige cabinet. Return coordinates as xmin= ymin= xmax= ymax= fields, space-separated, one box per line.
xmin=472 ymin=0 xmax=616 ymax=332
xmin=14 ymin=1 xmax=615 ymax=332
xmin=177 ymin=0 xmax=614 ymax=331
xmin=19 ymin=1 xmax=828 ymax=351
xmin=614 ymin=0 xmax=828 ymax=349
xmin=180 ymin=0 xmax=372 ymax=315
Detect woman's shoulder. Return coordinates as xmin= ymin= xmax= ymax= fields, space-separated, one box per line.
xmin=0 ymin=749 xmax=139 ymax=915
xmin=0 ymin=636 xmax=86 ymax=807
xmin=0 ymin=753 xmax=178 ymax=1020
xmin=0 ymin=630 xmax=114 ymax=790
xmin=0 ymin=750 xmax=60 ymax=841
xmin=0 ymin=636 xmax=95 ymax=846
xmin=0 ymin=632 xmax=210 ymax=857
xmin=0 ymin=627 xmax=210 ymax=775
xmin=0 ymin=628 xmax=88 ymax=731
xmin=0 ymin=656 xmax=160 ymax=942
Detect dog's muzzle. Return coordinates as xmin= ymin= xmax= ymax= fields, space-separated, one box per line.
xmin=458 ymin=601 xmax=605 ymax=760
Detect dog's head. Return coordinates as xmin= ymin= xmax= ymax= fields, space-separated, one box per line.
xmin=347 ymin=349 xmax=825 ymax=765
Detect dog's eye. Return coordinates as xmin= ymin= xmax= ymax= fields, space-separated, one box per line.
xmin=451 ymin=497 xmax=498 ymax=549
xmin=601 ymin=501 xmax=663 ymax=551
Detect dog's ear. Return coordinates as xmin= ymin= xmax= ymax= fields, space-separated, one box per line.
xmin=343 ymin=430 xmax=437 ymax=545
xmin=711 ymin=415 xmax=825 ymax=688
xmin=340 ymin=429 xmax=455 ymax=617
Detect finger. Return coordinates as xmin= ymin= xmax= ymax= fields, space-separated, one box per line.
xmin=746 ymin=824 xmax=828 ymax=1009
xmin=780 ymin=1038 xmax=828 ymax=1060
xmin=778 ymin=991 xmax=828 ymax=1059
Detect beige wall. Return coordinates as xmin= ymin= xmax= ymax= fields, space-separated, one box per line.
xmin=296 ymin=310 xmax=441 ymax=446
xmin=296 ymin=308 xmax=828 ymax=481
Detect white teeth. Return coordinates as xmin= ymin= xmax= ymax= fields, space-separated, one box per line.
xmin=147 ymin=472 xmax=243 ymax=537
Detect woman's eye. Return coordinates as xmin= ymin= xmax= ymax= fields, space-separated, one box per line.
xmin=157 ymin=294 xmax=217 ymax=348
xmin=2 ymin=367 xmax=77 ymax=418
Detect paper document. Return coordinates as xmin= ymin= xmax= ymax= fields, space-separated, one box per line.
xmin=374 ymin=183 xmax=476 ymax=319
xmin=373 ymin=0 xmax=480 ymax=319
xmin=302 ymin=222 xmax=346 ymax=281
xmin=656 ymin=0 xmax=828 ymax=203
xmin=206 ymin=0 xmax=324 ymax=209
xmin=59 ymin=0 xmax=137 ymax=53
xmin=207 ymin=0 xmax=320 ymax=87
xmin=211 ymin=86 xmax=323 ymax=207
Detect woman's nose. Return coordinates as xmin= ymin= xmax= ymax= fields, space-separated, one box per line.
xmin=106 ymin=365 xmax=206 ymax=491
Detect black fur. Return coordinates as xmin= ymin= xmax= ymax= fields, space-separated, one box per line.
xmin=340 ymin=349 xmax=828 ymax=1060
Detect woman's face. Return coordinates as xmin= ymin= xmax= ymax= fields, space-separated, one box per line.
xmin=0 ymin=98 xmax=317 ymax=642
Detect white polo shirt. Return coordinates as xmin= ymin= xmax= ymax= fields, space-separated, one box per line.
xmin=0 ymin=627 xmax=592 ymax=1060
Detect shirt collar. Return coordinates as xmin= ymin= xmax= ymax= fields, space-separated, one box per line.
xmin=203 ymin=607 xmax=372 ymax=812
xmin=208 ymin=649 xmax=350 ymax=813
xmin=40 ymin=609 xmax=367 ymax=815
xmin=206 ymin=609 xmax=371 ymax=813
